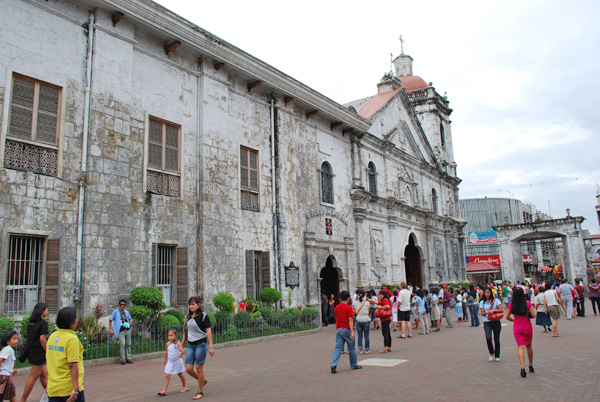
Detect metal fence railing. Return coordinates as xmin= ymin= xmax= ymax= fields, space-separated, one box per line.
xmin=13 ymin=311 xmax=319 ymax=369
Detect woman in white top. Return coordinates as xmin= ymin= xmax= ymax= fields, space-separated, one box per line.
xmin=353 ymin=289 xmax=375 ymax=354
xmin=543 ymin=281 xmax=562 ymax=337
xmin=534 ymin=287 xmax=552 ymax=332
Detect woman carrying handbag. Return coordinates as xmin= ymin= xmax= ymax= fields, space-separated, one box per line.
xmin=375 ymin=290 xmax=392 ymax=353
xmin=479 ymin=287 xmax=503 ymax=362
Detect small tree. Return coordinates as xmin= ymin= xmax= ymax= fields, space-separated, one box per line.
xmin=260 ymin=288 xmax=282 ymax=306
xmin=212 ymin=292 xmax=235 ymax=312
xmin=130 ymin=286 xmax=166 ymax=313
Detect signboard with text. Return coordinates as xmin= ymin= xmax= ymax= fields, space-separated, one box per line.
xmin=467 ymin=254 xmax=534 ymax=265
xmin=468 ymin=230 xmax=498 ymax=244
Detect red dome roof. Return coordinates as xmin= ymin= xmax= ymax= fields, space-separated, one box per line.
xmin=399 ymin=75 xmax=428 ymax=91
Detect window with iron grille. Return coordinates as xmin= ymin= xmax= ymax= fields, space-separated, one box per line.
xmin=368 ymin=162 xmax=377 ymax=195
xmin=431 ymin=188 xmax=438 ymax=214
xmin=240 ymin=146 xmax=259 ymax=211
xmin=153 ymin=244 xmax=175 ymax=307
xmin=147 ymin=118 xmax=180 ymax=197
xmin=4 ymin=235 xmax=44 ymax=315
xmin=4 ymin=75 xmax=60 ymax=176
xmin=321 ymin=162 xmax=334 ymax=204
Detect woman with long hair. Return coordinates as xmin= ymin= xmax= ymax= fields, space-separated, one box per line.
xmin=430 ymin=287 xmax=441 ymax=331
xmin=376 ymin=290 xmax=392 ymax=353
xmin=182 ymin=296 xmax=215 ymax=400
xmin=588 ymin=278 xmax=600 ymax=316
xmin=479 ymin=287 xmax=503 ymax=361
xmin=20 ymin=303 xmax=49 ymax=402
xmin=368 ymin=289 xmax=379 ymax=330
xmin=506 ymin=287 xmax=537 ymax=377
xmin=353 ymin=289 xmax=374 ymax=354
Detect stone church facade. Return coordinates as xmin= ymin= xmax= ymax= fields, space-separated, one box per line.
xmin=0 ymin=0 xmax=465 ymax=314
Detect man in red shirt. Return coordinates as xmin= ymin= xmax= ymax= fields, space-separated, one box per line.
xmin=330 ymin=290 xmax=362 ymax=373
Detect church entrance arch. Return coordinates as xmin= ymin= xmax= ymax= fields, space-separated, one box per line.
xmin=319 ymin=256 xmax=342 ymax=303
xmin=404 ymin=235 xmax=422 ymax=288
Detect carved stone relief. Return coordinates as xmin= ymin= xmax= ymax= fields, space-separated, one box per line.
xmin=370 ymin=228 xmax=386 ymax=280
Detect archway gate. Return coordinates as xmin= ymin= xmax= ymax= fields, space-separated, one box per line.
xmin=493 ymin=216 xmax=586 ymax=285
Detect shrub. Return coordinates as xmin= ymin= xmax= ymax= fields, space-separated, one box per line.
xmin=214 ymin=310 xmax=232 ymax=323
xmin=206 ymin=312 xmax=216 ymax=327
xmin=233 ymin=311 xmax=252 ymax=326
xmin=129 ymin=305 xmax=152 ymax=321
xmin=158 ymin=315 xmax=180 ymax=330
xmin=302 ymin=306 xmax=317 ymax=318
xmin=284 ymin=307 xmax=302 ymax=323
xmin=165 ymin=309 xmax=184 ymax=324
xmin=0 ymin=317 xmax=15 ymax=335
xmin=130 ymin=286 xmax=166 ymax=312
xmin=258 ymin=306 xmax=273 ymax=322
xmin=260 ymin=288 xmax=282 ymax=305
xmin=212 ymin=292 xmax=235 ymax=312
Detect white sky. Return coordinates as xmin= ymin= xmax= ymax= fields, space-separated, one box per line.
xmin=155 ymin=0 xmax=600 ymax=234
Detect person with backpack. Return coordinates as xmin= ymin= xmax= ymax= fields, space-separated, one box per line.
xmin=182 ymin=296 xmax=215 ymax=400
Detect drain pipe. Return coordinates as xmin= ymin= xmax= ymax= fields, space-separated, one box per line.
xmin=74 ymin=11 xmax=95 ymax=308
xmin=269 ymin=97 xmax=280 ymax=292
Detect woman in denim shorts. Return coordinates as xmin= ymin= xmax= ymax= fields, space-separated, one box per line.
xmin=182 ymin=296 xmax=215 ymax=400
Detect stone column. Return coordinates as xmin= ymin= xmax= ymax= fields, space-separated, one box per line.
xmin=535 ymin=240 xmax=544 ymax=266
xmin=564 ymin=230 xmax=587 ymax=286
xmin=498 ymin=239 xmax=518 ymax=283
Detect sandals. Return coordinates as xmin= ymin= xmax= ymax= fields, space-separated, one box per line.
xmin=179 ymin=387 xmax=190 ymax=393
xmin=379 ymin=350 xmax=387 ymax=353
xmin=157 ymin=392 xmax=167 ymax=397
xmin=193 ymin=393 xmax=204 ymax=400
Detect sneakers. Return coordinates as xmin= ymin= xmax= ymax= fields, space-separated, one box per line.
xmin=331 ymin=366 xmax=337 ymax=374
xmin=529 ymin=365 xmax=534 ymax=373
xmin=495 ymin=357 xmax=501 ymax=362
xmin=488 ymin=356 xmax=494 ymax=362
xmin=351 ymin=365 xmax=363 ymax=370
xmin=520 ymin=368 xmax=526 ymax=378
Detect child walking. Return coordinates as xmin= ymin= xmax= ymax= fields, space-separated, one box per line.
xmin=157 ymin=328 xmax=189 ymax=396
xmin=0 ymin=331 xmax=19 ymax=402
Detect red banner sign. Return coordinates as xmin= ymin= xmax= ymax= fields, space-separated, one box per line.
xmin=467 ymin=254 xmax=534 ymax=266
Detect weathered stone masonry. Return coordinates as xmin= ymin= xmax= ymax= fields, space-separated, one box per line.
xmin=0 ymin=0 xmax=465 ymax=315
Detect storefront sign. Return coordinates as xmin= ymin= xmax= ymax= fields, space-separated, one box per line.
xmin=467 ymin=254 xmax=534 ymax=265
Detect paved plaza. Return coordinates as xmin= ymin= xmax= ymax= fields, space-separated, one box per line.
xmin=13 ymin=311 xmax=600 ymax=401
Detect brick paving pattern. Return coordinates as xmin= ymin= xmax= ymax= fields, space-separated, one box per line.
xmin=12 ymin=309 xmax=600 ymax=401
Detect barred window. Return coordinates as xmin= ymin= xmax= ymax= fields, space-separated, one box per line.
xmin=4 ymin=235 xmax=44 ymax=315
xmin=240 ymin=146 xmax=259 ymax=211
xmin=147 ymin=118 xmax=180 ymax=197
xmin=321 ymin=162 xmax=334 ymax=204
xmin=153 ymin=244 xmax=174 ymax=307
xmin=368 ymin=162 xmax=377 ymax=195
xmin=4 ymin=75 xmax=60 ymax=176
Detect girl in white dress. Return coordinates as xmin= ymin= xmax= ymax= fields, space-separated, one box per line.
xmin=157 ymin=328 xmax=189 ymax=396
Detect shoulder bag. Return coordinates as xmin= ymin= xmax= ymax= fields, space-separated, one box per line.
xmin=487 ymin=299 xmax=504 ymax=321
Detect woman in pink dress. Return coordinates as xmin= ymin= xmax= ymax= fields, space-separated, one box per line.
xmin=506 ymin=287 xmax=537 ymax=378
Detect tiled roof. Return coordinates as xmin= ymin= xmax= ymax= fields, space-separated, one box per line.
xmin=357 ymin=75 xmax=429 ymax=119
xmin=466 ymin=262 xmax=500 ymax=272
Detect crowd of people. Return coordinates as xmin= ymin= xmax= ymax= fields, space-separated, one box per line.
xmin=0 ymin=277 xmax=594 ymax=400
xmin=328 ymin=277 xmax=594 ymax=379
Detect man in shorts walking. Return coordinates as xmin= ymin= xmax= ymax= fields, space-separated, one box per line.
xmin=397 ymin=282 xmax=412 ymax=338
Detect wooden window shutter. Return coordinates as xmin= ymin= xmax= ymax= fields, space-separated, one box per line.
xmin=261 ymin=251 xmax=270 ymax=290
xmin=175 ymin=247 xmax=188 ymax=308
xmin=245 ymin=250 xmax=254 ymax=298
xmin=44 ymin=238 xmax=60 ymax=313
xmin=9 ymin=77 xmax=35 ymax=139
xmin=151 ymin=244 xmax=157 ymax=286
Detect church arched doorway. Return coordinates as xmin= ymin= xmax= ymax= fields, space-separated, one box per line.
xmin=319 ymin=256 xmax=340 ymax=303
xmin=404 ymin=235 xmax=422 ymax=288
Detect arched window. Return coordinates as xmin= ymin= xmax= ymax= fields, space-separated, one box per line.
xmin=368 ymin=162 xmax=377 ymax=195
xmin=440 ymin=122 xmax=445 ymax=148
xmin=431 ymin=188 xmax=438 ymax=214
xmin=321 ymin=162 xmax=334 ymax=204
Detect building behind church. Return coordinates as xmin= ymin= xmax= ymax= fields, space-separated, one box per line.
xmin=0 ymin=0 xmax=465 ymax=315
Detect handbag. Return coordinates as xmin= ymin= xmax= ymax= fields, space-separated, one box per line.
xmin=374 ymin=308 xmax=392 ymax=319
xmin=486 ymin=299 xmax=504 ymax=321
